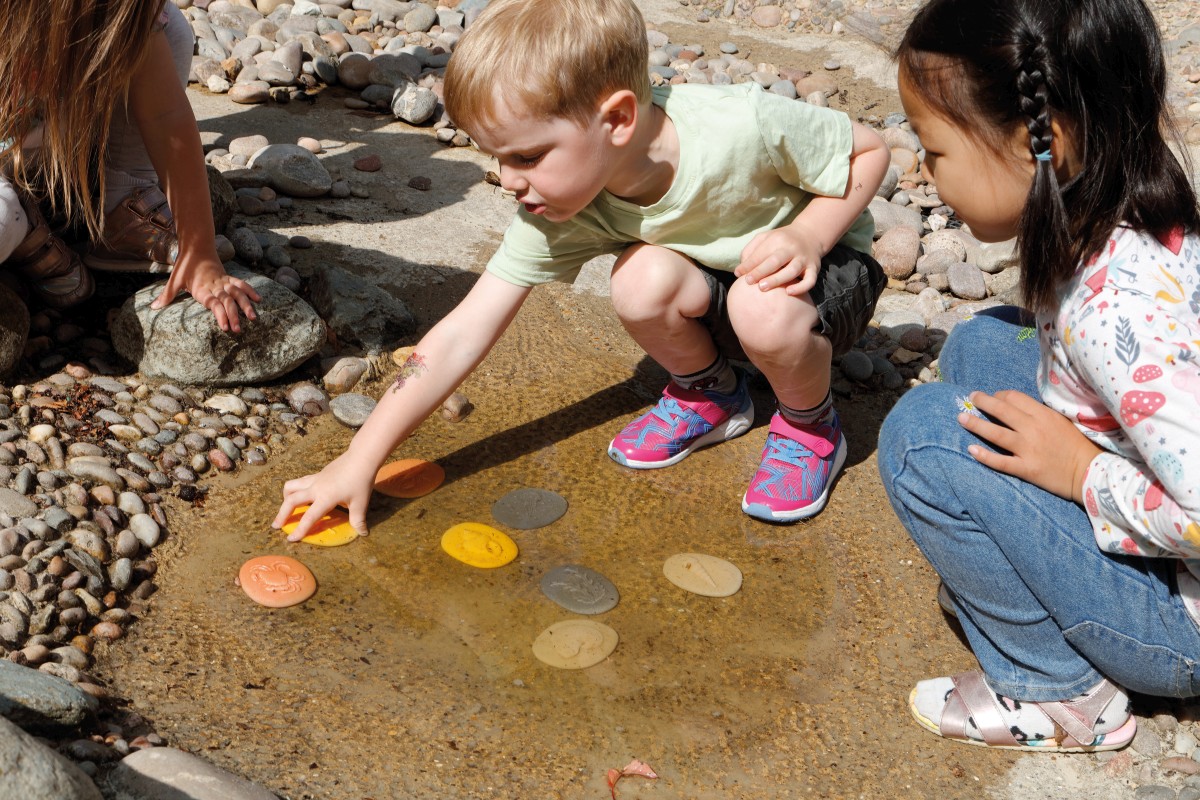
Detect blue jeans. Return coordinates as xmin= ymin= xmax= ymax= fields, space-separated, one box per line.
xmin=877 ymin=307 xmax=1200 ymax=700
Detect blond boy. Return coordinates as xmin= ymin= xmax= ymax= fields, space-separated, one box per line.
xmin=275 ymin=0 xmax=889 ymax=538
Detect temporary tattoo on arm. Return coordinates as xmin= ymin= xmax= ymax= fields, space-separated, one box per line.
xmin=392 ymin=352 xmax=428 ymax=393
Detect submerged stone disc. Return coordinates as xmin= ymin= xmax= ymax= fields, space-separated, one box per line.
xmin=278 ymin=505 xmax=359 ymax=546
xmin=441 ymin=522 xmax=518 ymax=568
xmin=540 ymin=565 xmax=619 ymax=615
xmin=531 ymin=620 xmax=618 ymax=670
xmin=238 ymin=556 xmax=317 ymax=607
xmin=662 ymin=553 xmax=743 ymax=597
xmin=374 ymin=458 xmax=445 ymax=498
xmin=490 ymin=488 xmax=567 ymax=530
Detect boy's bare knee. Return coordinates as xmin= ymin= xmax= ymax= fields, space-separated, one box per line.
xmin=728 ymin=279 xmax=820 ymax=354
xmin=610 ymin=245 xmax=705 ymax=321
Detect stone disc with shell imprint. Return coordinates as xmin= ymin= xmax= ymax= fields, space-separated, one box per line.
xmin=540 ymin=564 xmax=619 ymax=615
xmin=531 ymin=619 xmax=618 ymax=669
xmin=662 ymin=553 xmax=743 ymax=597
xmin=490 ymin=488 xmax=567 ymax=530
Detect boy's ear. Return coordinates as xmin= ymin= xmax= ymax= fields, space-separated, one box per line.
xmin=598 ymin=90 xmax=639 ymax=146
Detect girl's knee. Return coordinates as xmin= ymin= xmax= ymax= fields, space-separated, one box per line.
xmin=877 ymin=382 xmax=969 ymax=483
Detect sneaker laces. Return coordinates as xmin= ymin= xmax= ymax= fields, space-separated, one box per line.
xmin=761 ymin=433 xmax=813 ymax=467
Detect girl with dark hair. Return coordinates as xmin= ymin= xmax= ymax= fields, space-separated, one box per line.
xmin=0 ymin=0 xmax=258 ymax=331
xmin=878 ymin=0 xmax=1200 ymax=751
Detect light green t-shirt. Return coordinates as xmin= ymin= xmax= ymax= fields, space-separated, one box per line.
xmin=485 ymin=82 xmax=874 ymax=287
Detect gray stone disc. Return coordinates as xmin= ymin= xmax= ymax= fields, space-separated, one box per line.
xmin=490 ymin=488 xmax=567 ymax=530
xmin=540 ymin=564 xmax=619 ymax=615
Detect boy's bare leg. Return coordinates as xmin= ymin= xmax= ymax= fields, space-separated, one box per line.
xmin=609 ymin=243 xmax=719 ymax=372
xmin=726 ymin=277 xmax=831 ymax=411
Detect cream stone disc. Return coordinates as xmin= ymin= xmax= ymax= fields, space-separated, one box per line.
xmin=662 ymin=553 xmax=742 ymax=597
xmin=441 ymin=522 xmax=518 ymax=568
xmin=531 ymin=620 xmax=618 ymax=670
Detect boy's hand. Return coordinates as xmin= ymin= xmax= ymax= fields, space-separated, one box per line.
xmin=272 ymin=450 xmax=377 ymax=541
xmin=735 ymin=222 xmax=824 ymax=296
xmin=958 ymin=390 xmax=1103 ymax=504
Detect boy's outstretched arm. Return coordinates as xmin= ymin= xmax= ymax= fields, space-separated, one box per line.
xmin=736 ymin=121 xmax=888 ymax=295
xmin=272 ymin=271 xmax=532 ymax=540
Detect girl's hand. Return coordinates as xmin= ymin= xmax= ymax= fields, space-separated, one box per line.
xmin=735 ymin=223 xmax=824 ymax=296
xmin=959 ymin=390 xmax=1103 ymax=503
xmin=150 ymin=255 xmax=261 ymax=333
xmin=272 ymin=450 xmax=377 ymax=542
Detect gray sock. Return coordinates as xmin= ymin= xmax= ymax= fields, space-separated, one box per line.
xmin=671 ymin=354 xmax=738 ymax=395
xmin=777 ymin=391 xmax=834 ymax=427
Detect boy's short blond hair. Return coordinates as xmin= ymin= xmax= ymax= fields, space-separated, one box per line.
xmin=444 ymin=0 xmax=650 ymax=134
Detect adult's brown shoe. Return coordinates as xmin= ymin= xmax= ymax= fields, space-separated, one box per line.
xmin=5 ymin=194 xmax=95 ymax=309
xmin=84 ymin=185 xmax=179 ymax=273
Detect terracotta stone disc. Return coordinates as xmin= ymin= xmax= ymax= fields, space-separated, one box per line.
xmin=239 ymin=556 xmax=317 ymax=608
xmin=374 ymin=459 xmax=445 ymax=498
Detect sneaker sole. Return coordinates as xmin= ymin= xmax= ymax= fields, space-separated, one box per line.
xmin=741 ymin=434 xmax=848 ymax=522
xmin=607 ymin=394 xmax=754 ymax=470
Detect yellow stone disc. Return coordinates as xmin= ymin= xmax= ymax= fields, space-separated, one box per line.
xmin=441 ymin=522 xmax=517 ymax=568
xmin=279 ymin=505 xmax=360 ymax=547
xmin=531 ymin=620 xmax=618 ymax=669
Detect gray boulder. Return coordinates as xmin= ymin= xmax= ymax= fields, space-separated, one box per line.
xmin=110 ymin=267 xmax=326 ymax=386
xmin=207 ymin=165 xmax=237 ymax=234
xmin=104 ymin=747 xmax=278 ymax=800
xmin=0 ymin=661 xmax=97 ymax=731
xmin=0 ymin=716 xmax=102 ymax=800
xmin=246 ymin=144 xmax=332 ymax=197
xmin=307 ymin=264 xmax=416 ymax=353
xmin=868 ymin=197 xmax=923 ymax=239
xmin=391 ymin=84 xmax=438 ymax=124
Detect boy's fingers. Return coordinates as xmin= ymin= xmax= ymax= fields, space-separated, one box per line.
xmin=286 ymin=501 xmax=331 ymax=542
xmin=348 ymin=502 xmax=369 ymax=537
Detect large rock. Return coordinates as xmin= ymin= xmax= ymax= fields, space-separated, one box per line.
xmin=246 ymin=144 xmax=332 ymax=197
xmin=104 ymin=747 xmax=278 ymax=800
xmin=207 ymin=165 xmax=237 ymax=234
xmin=0 ymin=282 xmax=29 ymax=377
xmin=307 ymin=264 xmax=416 ymax=353
xmin=868 ymin=197 xmax=923 ymax=240
xmin=0 ymin=716 xmax=103 ymax=800
xmin=110 ymin=267 xmax=326 ymax=386
xmin=0 ymin=661 xmax=97 ymax=731
xmin=872 ymin=226 xmax=920 ymax=280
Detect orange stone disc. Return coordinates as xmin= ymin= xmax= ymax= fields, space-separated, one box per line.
xmin=238 ymin=556 xmax=317 ymax=608
xmin=374 ymin=458 xmax=445 ymax=498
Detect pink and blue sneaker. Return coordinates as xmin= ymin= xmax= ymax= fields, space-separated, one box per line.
xmin=741 ymin=411 xmax=847 ymax=522
xmin=608 ymin=373 xmax=753 ymax=469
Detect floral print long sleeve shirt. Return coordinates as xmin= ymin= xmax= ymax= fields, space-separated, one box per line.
xmin=1038 ymin=226 xmax=1200 ymax=598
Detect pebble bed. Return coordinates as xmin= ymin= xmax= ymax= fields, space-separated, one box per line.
xmin=2 ymin=0 xmax=1199 ymax=797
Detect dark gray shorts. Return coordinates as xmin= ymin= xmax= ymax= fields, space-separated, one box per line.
xmin=697 ymin=244 xmax=886 ymax=359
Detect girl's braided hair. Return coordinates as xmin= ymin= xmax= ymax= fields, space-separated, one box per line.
xmin=896 ymin=0 xmax=1200 ymax=314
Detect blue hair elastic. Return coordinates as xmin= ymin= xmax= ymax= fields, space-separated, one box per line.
xmin=1035 ymin=151 xmax=1053 ymax=162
